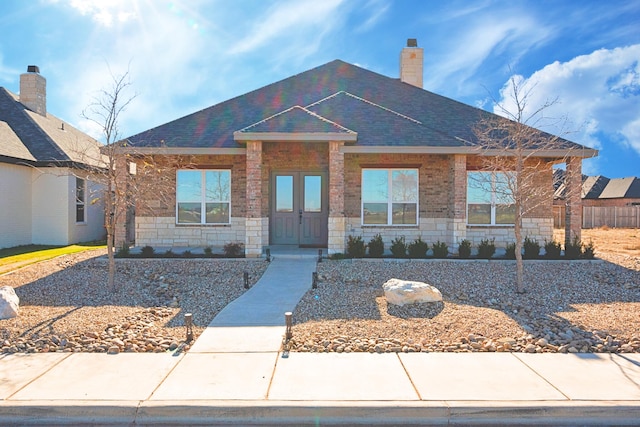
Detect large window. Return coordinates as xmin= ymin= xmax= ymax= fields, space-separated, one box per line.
xmin=467 ymin=171 xmax=515 ymax=225
xmin=362 ymin=169 xmax=418 ymax=225
xmin=75 ymin=177 xmax=86 ymax=223
xmin=176 ymin=170 xmax=231 ymax=224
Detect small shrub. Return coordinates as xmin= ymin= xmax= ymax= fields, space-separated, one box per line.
xmin=204 ymin=246 xmax=213 ymax=255
xmin=544 ymin=239 xmax=562 ymax=259
xmin=458 ymin=239 xmax=471 ymax=259
xmin=141 ymin=245 xmax=155 ymax=257
xmin=182 ymin=250 xmax=192 ymax=258
xmin=368 ymin=234 xmax=385 ymax=258
xmin=164 ymin=249 xmax=175 ymax=258
xmin=116 ymin=243 xmax=130 ymax=258
xmin=346 ymin=235 xmax=366 ymax=258
xmin=582 ymin=240 xmax=596 ymax=259
xmin=431 ymin=240 xmax=449 ymax=258
xmin=330 ymin=252 xmax=346 ymax=260
xmin=477 ymin=238 xmax=495 ymax=259
xmin=408 ymin=237 xmax=429 ymax=258
xmin=223 ymin=242 xmax=244 ymax=258
xmin=523 ymin=237 xmax=540 ymax=259
xmin=390 ymin=236 xmax=407 ymax=258
xmin=505 ymin=242 xmax=516 ymax=259
xmin=564 ymin=236 xmax=583 ymax=260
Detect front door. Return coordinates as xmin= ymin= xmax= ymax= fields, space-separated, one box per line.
xmin=271 ymin=171 xmax=328 ymax=247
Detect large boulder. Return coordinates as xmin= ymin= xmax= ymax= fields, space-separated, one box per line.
xmin=0 ymin=286 xmax=19 ymax=319
xmin=383 ymin=278 xmax=442 ymax=306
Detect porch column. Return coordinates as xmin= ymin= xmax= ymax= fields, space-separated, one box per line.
xmin=113 ymin=154 xmax=128 ymax=250
xmin=328 ymin=140 xmax=345 ymax=254
xmin=564 ymin=156 xmax=582 ymax=247
xmin=245 ymin=141 xmax=263 ymax=257
xmin=451 ymin=154 xmax=467 ymax=249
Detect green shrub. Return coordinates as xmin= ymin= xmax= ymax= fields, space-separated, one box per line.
xmin=330 ymin=252 xmax=346 ymax=260
xmin=390 ymin=236 xmax=407 ymax=258
xmin=347 ymin=235 xmax=366 ymax=258
xmin=477 ymin=238 xmax=495 ymax=259
xmin=582 ymin=240 xmax=596 ymax=259
xmin=141 ymin=245 xmax=155 ymax=257
xmin=164 ymin=249 xmax=175 ymax=258
xmin=564 ymin=236 xmax=583 ymax=260
xmin=523 ymin=237 xmax=540 ymax=259
xmin=408 ymin=237 xmax=429 ymax=258
xmin=368 ymin=234 xmax=384 ymax=257
xmin=204 ymin=246 xmax=213 ymax=256
xmin=544 ymin=239 xmax=562 ymax=259
xmin=182 ymin=250 xmax=192 ymax=258
xmin=458 ymin=239 xmax=471 ymax=259
xmin=116 ymin=243 xmax=130 ymax=258
xmin=505 ymin=242 xmax=516 ymax=259
xmin=223 ymin=242 xmax=244 ymax=258
xmin=431 ymin=240 xmax=448 ymax=258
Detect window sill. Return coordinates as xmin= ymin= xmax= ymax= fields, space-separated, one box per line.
xmin=467 ymin=224 xmax=514 ymax=228
xmin=176 ymin=223 xmax=231 ymax=227
xmin=361 ymin=224 xmax=419 ymax=228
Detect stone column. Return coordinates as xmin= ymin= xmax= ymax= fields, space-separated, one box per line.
xmin=245 ymin=141 xmax=263 ymax=257
xmin=564 ymin=156 xmax=582 ymax=246
xmin=450 ymin=154 xmax=467 ymax=248
xmin=328 ymin=141 xmax=345 ymax=254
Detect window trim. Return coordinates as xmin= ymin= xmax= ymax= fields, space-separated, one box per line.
xmin=75 ymin=177 xmax=86 ymax=224
xmin=466 ymin=171 xmax=515 ymax=226
xmin=361 ymin=168 xmax=419 ymax=226
xmin=176 ymin=169 xmax=231 ymax=225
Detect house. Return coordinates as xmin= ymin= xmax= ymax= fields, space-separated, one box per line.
xmin=119 ymin=40 xmax=596 ymax=257
xmin=0 ymin=66 xmax=105 ymax=249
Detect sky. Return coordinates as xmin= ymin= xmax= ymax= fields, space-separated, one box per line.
xmin=1 ymin=0 xmax=638 ymax=178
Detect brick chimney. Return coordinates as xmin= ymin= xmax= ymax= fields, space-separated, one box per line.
xmin=20 ymin=65 xmax=47 ymax=116
xmin=400 ymin=39 xmax=423 ymax=88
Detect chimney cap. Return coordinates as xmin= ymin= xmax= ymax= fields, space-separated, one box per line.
xmin=27 ymin=65 xmax=40 ymax=73
xmin=407 ymin=38 xmax=418 ymax=47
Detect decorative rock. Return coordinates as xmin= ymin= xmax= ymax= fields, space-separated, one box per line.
xmin=0 ymin=286 xmax=19 ymax=319
xmin=383 ymin=279 xmax=443 ymax=306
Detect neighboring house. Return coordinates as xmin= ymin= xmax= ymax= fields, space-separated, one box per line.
xmin=0 ymin=66 xmax=105 ymax=249
xmin=119 ymin=40 xmax=596 ymax=257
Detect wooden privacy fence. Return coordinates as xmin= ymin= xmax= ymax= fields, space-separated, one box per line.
xmin=553 ymin=205 xmax=640 ymax=228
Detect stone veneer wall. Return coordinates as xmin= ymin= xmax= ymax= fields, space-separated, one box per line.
xmin=136 ymin=216 xmax=246 ymax=247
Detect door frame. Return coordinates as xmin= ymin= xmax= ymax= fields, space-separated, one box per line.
xmin=269 ymin=170 xmax=328 ymax=247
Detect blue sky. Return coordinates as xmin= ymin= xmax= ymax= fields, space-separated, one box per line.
xmin=1 ymin=0 xmax=638 ymax=178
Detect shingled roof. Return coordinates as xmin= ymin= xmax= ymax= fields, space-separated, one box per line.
xmin=126 ymin=60 xmax=595 ymax=155
xmin=0 ymin=87 xmax=102 ymax=167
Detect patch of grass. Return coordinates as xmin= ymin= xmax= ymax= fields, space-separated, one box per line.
xmin=0 ymin=242 xmax=106 ymax=274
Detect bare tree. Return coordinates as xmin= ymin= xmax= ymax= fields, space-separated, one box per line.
xmin=471 ymin=75 xmax=580 ymax=293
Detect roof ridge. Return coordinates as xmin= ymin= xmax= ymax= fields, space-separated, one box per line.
xmin=306 ymin=90 xmax=423 ymax=125
xmin=237 ymin=105 xmax=356 ymax=134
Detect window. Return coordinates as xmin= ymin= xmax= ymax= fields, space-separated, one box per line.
xmin=176 ymin=170 xmax=231 ymax=224
xmin=75 ymin=177 xmax=85 ymax=223
xmin=362 ymin=169 xmax=418 ymax=225
xmin=467 ymin=171 xmax=515 ymax=225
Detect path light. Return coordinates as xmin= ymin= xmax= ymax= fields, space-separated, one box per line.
xmin=244 ymin=272 xmax=249 ymax=289
xmin=285 ymin=312 xmax=293 ymax=340
xmin=266 ymin=248 xmax=271 ymax=262
xmin=317 ymin=249 xmax=322 ymax=263
xmin=312 ymin=271 xmax=318 ymax=289
xmin=184 ymin=313 xmax=193 ymax=342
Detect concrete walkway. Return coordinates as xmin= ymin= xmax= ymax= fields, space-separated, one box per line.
xmin=1 ymin=251 xmax=640 ymax=425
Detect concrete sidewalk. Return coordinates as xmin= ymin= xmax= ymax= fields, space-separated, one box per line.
xmin=1 ymin=252 xmax=640 ymax=425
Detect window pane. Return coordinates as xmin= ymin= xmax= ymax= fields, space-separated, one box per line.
xmin=205 ymin=171 xmax=230 ymax=201
xmin=76 ymin=178 xmax=85 ymax=203
xmin=392 ymin=203 xmax=417 ymax=224
xmin=205 ymin=202 xmax=229 ymax=223
xmin=392 ymin=170 xmax=417 ymax=202
xmin=276 ymin=175 xmax=294 ymax=212
xmin=177 ymin=202 xmax=201 ymax=223
xmin=76 ymin=205 xmax=85 ymax=223
xmin=304 ymin=175 xmax=322 ymax=212
xmin=362 ymin=170 xmax=388 ymax=202
xmin=496 ymin=204 xmax=516 ymax=224
xmin=363 ymin=203 xmax=388 ymax=224
xmin=467 ymin=172 xmax=492 ymax=203
xmin=468 ymin=204 xmax=491 ymax=224
xmin=177 ymin=171 xmax=202 ymax=201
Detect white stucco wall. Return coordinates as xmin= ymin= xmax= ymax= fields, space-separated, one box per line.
xmin=31 ymin=169 xmax=71 ymax=245
xmin=66 ymin=175 xmax=106 ymax=244
xmin=0 ymin=163 xmax=33 ymax=249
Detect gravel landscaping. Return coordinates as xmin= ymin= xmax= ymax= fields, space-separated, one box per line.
xmin=289 ymin=253 xmax=640 ymax=354
xmin=0 ymin=251 xmax=268 ymax=354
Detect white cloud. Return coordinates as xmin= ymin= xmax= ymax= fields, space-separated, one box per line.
xmin=67 ymin=0 xmax=137 ymax=26
xmin=354 ymin=0 xmax=389 ymax=33
xmin=495 ymin=45 xmax=640 ymax=158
